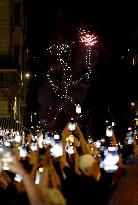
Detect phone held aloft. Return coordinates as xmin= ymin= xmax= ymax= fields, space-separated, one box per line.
xmin=68 ymin=118 xmax=76 ymax=131
xmin=0 ymin=146 xmax=13 ymax=170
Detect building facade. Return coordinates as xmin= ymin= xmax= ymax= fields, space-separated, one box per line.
xmin=0 ymin=0 xmax=30 ymax=129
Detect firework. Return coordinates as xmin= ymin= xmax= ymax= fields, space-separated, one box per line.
xmin=79 ymin=29 xmax=97 ymax=46
xmin=79 ymin=28 xmax=97 ymax=79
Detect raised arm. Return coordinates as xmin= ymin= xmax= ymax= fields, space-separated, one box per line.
xmin=73 ymin=124 xmax=92 ymax=154
xmin=111 ymin=130 xmax=117 ymax=147
xmin=61 ymin=125 xmax=72 ymax=165
xmin=39 ymin=147 xmax=61 ymax=190
xmin=9 ymin=159 xmax=46 ymax=205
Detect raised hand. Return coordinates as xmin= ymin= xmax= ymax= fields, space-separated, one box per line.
xmin=0 ymin=170 xmax=11 ymax=189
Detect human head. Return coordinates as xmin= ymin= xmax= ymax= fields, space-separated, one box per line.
xmin=79 ymin=154 xmax=100 ymax=178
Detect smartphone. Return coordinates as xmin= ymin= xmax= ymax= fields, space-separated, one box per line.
xmin=66 ymin=143 xmax=74 ymax=154
xmin=87 ymin=137 xmax=93 ymax=144
xmin=19 ymin=146 xmax=27 ymax=157
xmin=53 ymin=134 xmax=60 ymax=145
xmin=14 ymin=132 xmax=21 ymax=143
xmin=126 ymin=130 xmax=133 ymax=144
xmin=30 ymin=142 xmax=37 ymax=151
xmin=106 ymin=126 xmax=113 ymax=137
xmin=2 ymin=146 xmax=13 ymax=170
xmin=94 ymin=140 xmax=101 ymax=148
xmin=50 ymin=143 xmax=63 ymax=158
xmin=134 ymin=129 xmax=137 ymax=135
xmin=68 ymin=118 xmax=76 ymax=131
xmin=14 ymin=174 xmax=23 ymax=182
xmin=0 ymin=136 xmax=3 ymax=143
xmin=43 ymin=132 xmax=51 ymax=145
xmin=35 ymin=168 xmax=42 ymax=184
xmin=127 ymin=137 xmax=133 ymax=144
xmin=100 ymin=147 xmax=119 ymax=173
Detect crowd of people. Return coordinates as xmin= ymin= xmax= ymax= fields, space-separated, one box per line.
xmin=0 ymin=122 xmax=138 ymax=205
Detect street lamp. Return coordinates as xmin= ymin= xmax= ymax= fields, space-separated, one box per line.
xmin=131 ymin=102 xmax=135 ymax=106
xmin=25 ymin=73 xmax=30 ymax=79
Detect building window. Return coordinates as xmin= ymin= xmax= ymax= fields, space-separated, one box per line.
xmin=0 ymin=99 xmax=9 ymax=117
xmin=0 ymin=73 xmax=8 ymax=87
xmin=0 ymin=72 xmax=4 ymax=85
xmin=14 ymin=45 xmax=20 ymax=66
xmin=14 ymin=3 xmax=21 ymax=26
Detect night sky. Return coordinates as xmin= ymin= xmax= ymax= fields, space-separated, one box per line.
xmin=31 ymin=1 xmax=137 ymax=48
xmin=28 ymin=1 xmax=138 ymax=137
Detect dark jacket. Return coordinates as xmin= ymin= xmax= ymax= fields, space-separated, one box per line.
xmin=62 ymin=167 xmax=113 ymax=205
xmin=108 ymin=155 xmax=138 ymax=205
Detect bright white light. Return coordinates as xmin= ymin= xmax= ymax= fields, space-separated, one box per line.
xmin=25 ymin=73 xmax=30 ymax=78
xmin=14 ymin=174 xmax=23 ymax=182
xmin=54 ymin=134 xmax=60 ymax=139
xmin=30 ymin=143 xmax=37 ymax=151
xmin=39 ymin=167 xmax=43 ymax=173
xmin=104 ymin=165 xmax=118 ymax=171
xmin=50 ymin=144 xmax=63 ymax=157
xmin=112 ymin=122 xmax=115 ymax=126
xmin=0 ymin=147 xmax=3 ymax=152
xmin=106 ymin=126 xmax=112 ymax=137
xmin=14 ymin=133 xmax=21 ymax=143
xmin=68 ymin=135 xmax=74 ymax=142
xmin=19 ymin=146 xmax=27 ymax=157
xmin=101 ymin=147 xmax=119 ymax=172
xmin=103 ymin=153 xmax=119 ymax=166
xmin=66 ymin=145 xmax=74 ymax=154
xmin=108 ymin=147 xmax=117 ymax=151
xmin=76 ymin=104 xmax=81 ymax=114
xmin=94 ymin=140 xmax=101 ymax=148
xmin=68 ymin=121 xmax=76 ymax=131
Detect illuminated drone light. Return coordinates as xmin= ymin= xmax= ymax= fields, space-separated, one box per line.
xmin=47 ymin=39 xmax=96 ymax=128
